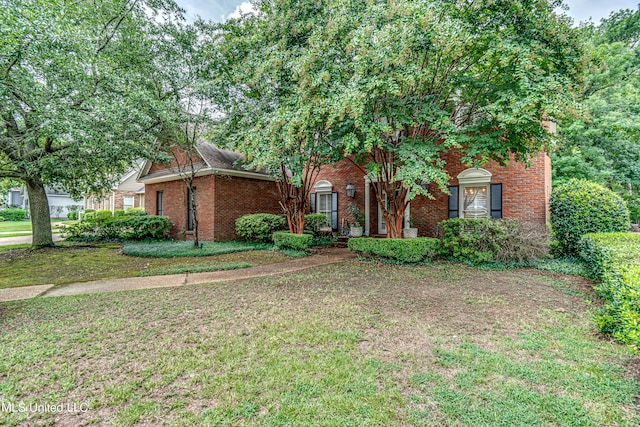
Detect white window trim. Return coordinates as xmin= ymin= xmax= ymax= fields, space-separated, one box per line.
xmin=457 ymin=168 xmax=492 ymax=219
xmin=314 ymin=181 xmax=333 ymax=230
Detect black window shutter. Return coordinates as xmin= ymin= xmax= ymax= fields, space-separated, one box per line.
xmin=331 ymin=192 xmax=338 ymax=231
xmin=448 ymin=186 xmax=459 ymax=218
xmin=310 ymin=193 xmax=316 ymax=213
xmin=490 ymin=183 xmax=502 ymax=219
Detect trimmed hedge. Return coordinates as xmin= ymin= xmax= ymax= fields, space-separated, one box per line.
xmin=439 ymin=218 xmax=549 ymax=264
xmin=65 ymin=215 xmax=172 ymax=241
xmin=580 ymin=233 xmax=640 ymax=348
xmin=348 ymin=237 xmax=440 ymax=263
xmin=126 ymin=207 xmax=147 ymax=216
xmin=67 ymin=211 xmax=78 ymax=220
xmin=0 ymin=208 xmax=27 ymax=221
xmin=114 ymin=209 xmax=126 ymax=217
xmin=551 ymin=179 xmax=629 ymax=254
xmin=273 ymin=231 xmax=314 ymax=250
xmin=236 ymin=213 xmax=287 ymax=242
xmin=304 ymin=213 xmax=330 ymax=234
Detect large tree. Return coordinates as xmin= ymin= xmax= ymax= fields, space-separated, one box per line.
xmin=215 ymin=0 xmax=339 ymax=234
xmin=298 ymin=0 xmax=585 ymax=237
xmin=553 ymin=8 xmax=640 ymax=193
xmin=0 ymin=0 xmax=186 ymax=247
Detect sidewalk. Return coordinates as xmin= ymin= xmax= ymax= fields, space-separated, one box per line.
xmin=0 ymin=247 xmax=356 ymax=302
xmin=0 ymin=234 xmax=63 ymax=246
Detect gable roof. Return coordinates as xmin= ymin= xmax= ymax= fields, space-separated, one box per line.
xmin=137 ymin=143 xmax=273 ymax=184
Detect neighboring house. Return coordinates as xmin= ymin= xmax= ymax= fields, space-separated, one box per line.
xmin=309 ymin=150 xmax=550 ymax=237
xmin=138 ymin=144 xmax=282 ymax=241
xmin=84 ymin=167 xmax=145 ymax=213
xmin=7 ymin=187 xmax=83 ymax=218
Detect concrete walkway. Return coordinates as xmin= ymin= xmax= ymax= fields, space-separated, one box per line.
xmin=0 ymin=234 xmax=63 ymax=246
xmin=0 ymin=247 xmax=356 ymax=302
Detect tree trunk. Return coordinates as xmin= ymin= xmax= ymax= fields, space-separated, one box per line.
xmin=384 ymin=208 xmax=404 ymax=238
xmin=25 ymin=178 xmax=54 ymax=248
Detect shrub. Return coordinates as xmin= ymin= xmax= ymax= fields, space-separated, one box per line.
xmin=439 ymin=218 xmax=549 ymax=264
xmin=0 ymin=208 xmax=27 ymax=221
xmin=304 ymin=213 xmax=330 ymax=234
xmin=67 ymin=211 xmax=78 ymax=220
xmin=126 ymin=207 xmax=147 ymax=216
xmin=550 ymin=179 xmax=629 ymax=254
xmin=236 ymin=213 xmax=287 ymax=242
xmin=94 ymin=210 xmax=113 ymax=221
xmin=0 ymin=216 xmax=4 ymax=222
xmin=273 ymin=231 xmax=314 ymax=250
xmin=113 ymin=209 xmax=126 ymax=217
xmin=65 ymin=215 xmax=172 ymax=241
xmin=348 ymin=237 xmax=440 ymax=263
xmin=579 ymin=233 xmax=640 ymax=348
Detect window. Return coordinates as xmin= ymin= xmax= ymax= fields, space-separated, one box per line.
xmin=462 ymin=186 xmax=488 ymax=218
xmin=123 ymin=196 xmax=134 ymax=211
xmin=187 ymin=187 xmax=196 ymax=231
xmin=156 ymin=191 xmax=164 ymax=216
xmin=318 ymin=193 xmax=332 ymax=227
xmin=311 ymin=180 xmax=338 ymax=231
xmin=449 ymin=168 xmax=497 ymax=219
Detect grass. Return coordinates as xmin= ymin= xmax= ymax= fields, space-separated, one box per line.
xmin=0 ymin=262 xmax=637 ymax=426
xmin=0 ymin=242 xmax=291 ymax=289
xmin=121 ymin=240 xmax=273 ymax=258
xmin=0 ymin=220 xmax=76 ymax=234
xmin=137 ymin=262 xmax=253 ymax=277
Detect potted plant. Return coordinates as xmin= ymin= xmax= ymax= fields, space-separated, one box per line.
xmin=347 ymin=202 xmax=365 ymax=237
xmin=402 ymin=215 xmax=419 ymax=238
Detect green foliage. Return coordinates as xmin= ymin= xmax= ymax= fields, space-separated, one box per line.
xmin=273 ymin=231 xmax=314 ymax=251
xmin=550 ymin=179 xmax=629 ymax=254
xmin=94 ymin=210 xmax=113 ymax=221
xmin=348 ymin=237 xmax=439 ymax=264
xmin=235 ymin=214 xmax=287 ymax=243
xmin=126 ymin=207 xmax=147 ymax=216
xmin=67 ymin=211 xmax=78 ymax=221
xmin=122 ymin=241 xmax=272 ymax=258
xmin=439 ymin=218 xmax=549 ymax=264
xmin=579 ymin=233 xmax=640 ymax=348
xmin=553 ymin=9 xmax=640 ymax=192
xmin=114 ymin=209 xmax=126 ymax=217
xmin=534 ymin=257 xmax=591 ymax=278
xmin=347 ymin=203 xmax=364 ymax=227
xmin=65 ymin=215 xmax=172 ymax=241
xmin=0 ymin=208 xmax=26 ymax=221
xmin=304 ymin=213 xmax=330 ymax=234
xmin=0 ymin=216 xmax=4 ymax=222
xmin=623 ymin=194 xmax=640 ymax=223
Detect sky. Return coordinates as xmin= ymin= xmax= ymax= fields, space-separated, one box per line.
xmin=175 ymin=0 xmax=639 ymax=24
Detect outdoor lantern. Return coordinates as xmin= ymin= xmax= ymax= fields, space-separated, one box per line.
xmin=346 ymin=183 xmax=356 ymax=198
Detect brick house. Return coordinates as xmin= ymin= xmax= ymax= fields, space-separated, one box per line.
xmin=309 ymin=150 xmax=551 ymax=238
xmin=84 ymin=167 xmax=145 ymax=213
xmin=138 ymin=143 xmax=281 ymax=241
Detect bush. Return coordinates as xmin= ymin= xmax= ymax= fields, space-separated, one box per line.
xmin=113 ymin=209 xmax=126 ymax=217
xmin=348 ymin=237 xmax=440 ymax=263
xmin=67 ymin=211 xmax=78 ymax=220
xmin=126 ymin=207 xmax=147 ymax=216
xmin=94 ymin=209 xmax=113 ymax=221
xmin=550 ymin=179 xmax=629 ymax=254
xmin=273 ymin=231 xmax=314 ymax=250
xmin=236 ymin=213 xmax=287 ymax=242
xmin=0 ymin=208 xmax=27 ymax=221
xmin=65 ymin=215 xmax=172 ymax=241
xmin=0 ymin=216 xmax=4 ymax=222
xmin=304 ymin=213 xmax=330 ymax=234
xmin=579 ymin=233 xmax=640 ymax=348
xmin=438 ymin=218 xmax=548 ymax=264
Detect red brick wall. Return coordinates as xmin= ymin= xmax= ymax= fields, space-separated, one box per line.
xmin=145 ymin=174 xmax=281 ymax=241
xmin=214 ymin=175 xmax=282 ymax=240
xmin=313 ymin=150 xmax=551 ymax=237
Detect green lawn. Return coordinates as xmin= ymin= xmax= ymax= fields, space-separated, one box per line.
xmin=0 ymin=261 xmax=637 ymax=426
xmin=0 ymin=220 xmax=76 ymax=234
xmin=0 ymin=242 xmax=292 ymax=289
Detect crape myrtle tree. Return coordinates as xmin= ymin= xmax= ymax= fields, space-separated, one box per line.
xmin=298 ymin=0 xmax=585 ymax=237
xmin=215 ymin=0 xmax=340 ymax=234
xmin=0 ymin=0 xmax=188 ymax=248
xmin=159 ymin=20 xmax=223 ymax=247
